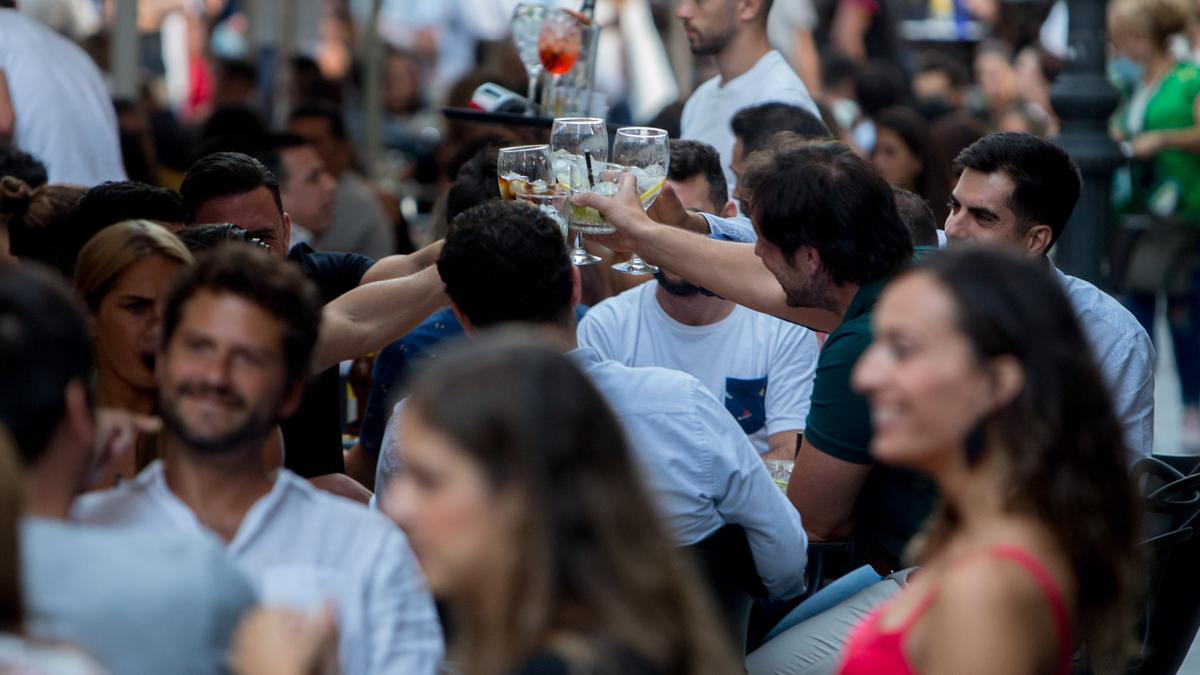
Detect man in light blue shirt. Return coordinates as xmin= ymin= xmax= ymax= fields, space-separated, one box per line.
xmin=376 ymin=200 xmax=808 ymax=600
xmin=0 ymin=265 xmax=256 ymax=675
xmin=943 ymin=133 xmax=1154 ymax=460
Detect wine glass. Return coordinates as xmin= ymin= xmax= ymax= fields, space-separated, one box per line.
xmin=510 ymin=3 xmax=547 ymax=110
xmin=537 ymin=9 xmax=583 ymax=117
xmin=497 ymin=144 xmax=553 ymax=199
xmin=611 ymin=127 xmax=669 ymax=275
xmin=550 ymin=117 xmax=608 ymax=266
xmin=497 ymin=144 xmax=570 ymax=238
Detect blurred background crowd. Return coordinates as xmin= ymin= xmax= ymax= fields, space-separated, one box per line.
xmin=4 ymin=0 xmax=1200 ymax=454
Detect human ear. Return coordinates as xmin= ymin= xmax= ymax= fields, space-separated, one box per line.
xmin=985 ymin=354 xmax=1024 ymax=412
xmin=1024 ymin=224 xmax=1053 ymax=256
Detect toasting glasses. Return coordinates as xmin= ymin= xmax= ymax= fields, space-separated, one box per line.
xmin=497 ymin=144 xmax=570 ymax=237
xmin=550 ymin=117 xmax=609 ymax=266
xmin=610 ymin=127 xmax=669 ymax=275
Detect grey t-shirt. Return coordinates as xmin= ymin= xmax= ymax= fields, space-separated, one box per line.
xmin=21 ymin=518 xmax=256 ymax=675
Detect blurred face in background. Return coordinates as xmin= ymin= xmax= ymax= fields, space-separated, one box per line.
xmin=975 ymin=51 xmax=1019 ymax=112
xmin=383 ymin=407 xmax=517 ymax=598
xmin=871 ymin=127 xmax=923 ymax=192
xmin=676 ymin=0 xmax=738 ymax=56
xmin=278 ymin=145 xmax=336 ymax=237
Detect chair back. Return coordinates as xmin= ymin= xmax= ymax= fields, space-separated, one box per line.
xmin=1131 ymin=479 xmax=1200 ymax=675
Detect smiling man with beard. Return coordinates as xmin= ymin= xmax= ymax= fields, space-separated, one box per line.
xmin=73 ymin=244 xmax=444 ymax=675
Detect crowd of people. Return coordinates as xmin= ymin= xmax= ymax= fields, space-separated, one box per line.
xmin=0 ymin=0 xmax=1197 ymax=673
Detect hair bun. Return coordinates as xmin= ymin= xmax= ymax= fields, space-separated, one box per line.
xmin=0 ymin=176 xmax=33 ymax=217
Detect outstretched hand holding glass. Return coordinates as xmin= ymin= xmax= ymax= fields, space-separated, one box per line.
xmin=610 ymin=127 xmax=669 ymax=275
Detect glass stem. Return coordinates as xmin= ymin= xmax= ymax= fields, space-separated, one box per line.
xmin=526 ymin=70 xmax=539 ymax=110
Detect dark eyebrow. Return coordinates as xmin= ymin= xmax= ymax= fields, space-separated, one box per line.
xmin=967 ymin=206 xmax=1001 ymax=222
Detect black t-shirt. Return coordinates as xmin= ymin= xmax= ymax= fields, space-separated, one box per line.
xmin=282 ymin=243 xmax=374 ymax=477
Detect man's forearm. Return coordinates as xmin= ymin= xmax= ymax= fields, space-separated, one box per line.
xmin=312 ymin=265 xmax=447 ymax=372
xmin=360 ymin=240 xmax=445 ymax=285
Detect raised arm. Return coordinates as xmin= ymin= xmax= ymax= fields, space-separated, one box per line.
xmin=575 ymin=176 xmax=841 ymax=332
xmin=312 ymin=265 xmax=446 ymax=373
xmin=360 ymin=240 xmax=445 ymax=285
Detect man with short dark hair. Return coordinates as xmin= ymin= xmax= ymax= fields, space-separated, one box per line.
xmin=579 ymin=140 xmax=819 ymax=460
xmin=578 ymin=140 xmax=932 ymax=570
xmin=59 ymin=180 xmax=188 ymax=275
xmin=75 ymin=246 xmax=444 ymax=675
xmin=377 ymin=200 xmax=809 ymax=601
xmin=0 ymin=264 xmax=255 ymax=675
xmin=179 ymin=152 xmax=444 ymax=478
xmin=727 ymin=102 xmax=830 ymax=214
xmin=290 ymin=103 xmax=396 ymax=259
xmin=677 ymin=0 xmax=818 ymax=193
xmin=945 ymin=132 xmax=1154 ymax=458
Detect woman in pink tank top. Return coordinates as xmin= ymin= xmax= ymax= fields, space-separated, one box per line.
xmin=838 ymin=247 xmax=1141 ymax=674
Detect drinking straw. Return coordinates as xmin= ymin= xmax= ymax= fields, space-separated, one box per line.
xmin=584 ymin=151 xmax=596 ymax=189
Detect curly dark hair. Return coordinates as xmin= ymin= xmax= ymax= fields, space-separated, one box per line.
xmin=60 ymin=181 xmax=187 ymax=276
xmin=438 ymin=200 xmax=573 ymax=329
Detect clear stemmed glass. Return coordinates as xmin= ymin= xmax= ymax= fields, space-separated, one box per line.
xmin=510 ymin=3 xmax=547 ymax=110
xmin=497 ymin=144 xmax=570 ymax=237
xmin=611 ymin=127 xmax=669 ymax=275
xmin=550 ymin=117 xmax=608 ymax=266
xmin=497 ymin=144 xmax=554 ymax=198
xmin=537 ymin=9 xmax=583 ymax=117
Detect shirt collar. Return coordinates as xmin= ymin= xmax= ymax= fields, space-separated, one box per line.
xmin=843 ymin=276 xmax=891 ymax=324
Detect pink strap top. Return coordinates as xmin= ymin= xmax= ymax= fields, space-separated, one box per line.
xmin=837 ymin=546 xmax=1073 ymax=675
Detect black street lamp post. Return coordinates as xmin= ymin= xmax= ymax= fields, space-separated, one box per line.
xmin=1050 ymin=0 xmax=1124 ymax=289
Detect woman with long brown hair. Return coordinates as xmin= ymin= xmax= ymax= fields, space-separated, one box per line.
xmin=840 ymin=246 xmax=1141 ymax=674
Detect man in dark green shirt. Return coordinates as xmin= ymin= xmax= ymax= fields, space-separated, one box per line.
xmin=577 ymin=138 xmax=932 ymax=570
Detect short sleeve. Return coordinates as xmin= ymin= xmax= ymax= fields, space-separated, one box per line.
xmin=701 ymin=213 xmax=757 ymax=243
xmin=802 ymin=329 xmax=873 ymax=464
xmin=764 ymin=327 xmax=818 ymax=436
xmin=288 ymin=244 xmax=375 ymax=303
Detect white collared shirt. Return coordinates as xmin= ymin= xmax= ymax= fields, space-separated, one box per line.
xmin=1055 ymin=268 xmax=1156 ymax=460
xmin=73 ymin=462 xmax=444 ymax=675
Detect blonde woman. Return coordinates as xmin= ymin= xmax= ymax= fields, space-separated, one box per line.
xmin=74 ymin=220 xmax=193 ymax=482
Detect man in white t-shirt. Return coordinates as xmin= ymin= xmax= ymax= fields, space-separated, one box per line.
xmin=73 ymin=247 xmax=444 ymax=675
xmin=677 ymin=0 xmax=818 ymax=194
xmin=579 ymin=140 xmax=818 ymax=460
xmin=0 ymin=9 xmax=125 ymax=185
